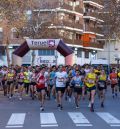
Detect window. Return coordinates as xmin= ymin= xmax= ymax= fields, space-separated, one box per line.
xmin=12 ymin=32 xmax=19 ymax=38
xmin=0 ymin=46 xmax=5 ymax=56
xmin=85 ymin=51 xmax=89 ymax=58
xmin=38 ymin=50 xmax=55 ymax=56
xmin=77 ymin=50 xmax=82 ymax=57
xmin=0 ymin=32 xmax=3 ymax=40
xmin=90 ymin=38 xmax=96 ymax=43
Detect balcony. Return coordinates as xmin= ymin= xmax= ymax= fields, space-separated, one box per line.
xmin=85 ymin=27 xmax=103 ymax=35
xmin=90 ymin=42 xmax=104 ymax=49
xmin=74 ymin=6 xmax=84 ymax=14
xmin=39 ymin=2 xmax=83 ymax=14
xmin=83 ymin=42 xmax=104 ymax=49
xmin=83 ymin=0 xmax=103 ymax=6
xmin=61 ymin=37 xmax=83 ymax=46
xmin=84 ymin=12 xmax=103 ymax=20
xmin=39 ymin=2 xmax=73 ymax=10
xmin=61 ymin=3 xmax=73 ymax=10
xmin=53 ymin=20 xmax=83 ymax=31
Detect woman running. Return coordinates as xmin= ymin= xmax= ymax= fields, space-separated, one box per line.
xmin=17 ymin=69 xmax=24 ymax=100
xmin=48 ymin=67 xmax=56 ymax=100
xmin=30 ymin=69 xmax=37 ymax=100
xmin=6 ymin=68 xmax=15 ymax=99
xmin=66 ymin=69 xmax=74 ymax=102
xmin=1 ymin=67 xmax=8 ymax=96
xmin=97 ymin=70 xmax=107 ymax=107
xmin=72 ymin=70 xmax=84 ymax=108
xmin=84 ymin=67 xmax=97 ymax=112
xmin=36 ymin=68 xmax=46 ymax=111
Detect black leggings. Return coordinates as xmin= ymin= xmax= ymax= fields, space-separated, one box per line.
xmin=24 ymin=83 xmax=30 ymax=94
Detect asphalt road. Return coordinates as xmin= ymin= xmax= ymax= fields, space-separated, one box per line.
xmin=0 ymin=88 xmax=120 ymax=129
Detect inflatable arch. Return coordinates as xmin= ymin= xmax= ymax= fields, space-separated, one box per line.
xmin=12 ymin=39 xmax=74 ymax=66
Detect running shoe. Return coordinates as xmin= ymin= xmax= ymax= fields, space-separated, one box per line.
xmin=40 ymin=106 xmax=44 ymax=111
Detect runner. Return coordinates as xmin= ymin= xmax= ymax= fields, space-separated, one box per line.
xmin=30 ymin=69 xmax=37 ymax=100
xmin=97 ymin=70 xmax=107 ymax=108
xmin=84 ymin=67 xmax=97 ymax=112
xmin=55 ymin=65 xmax=68 ymax=110
xmin=44 ymin=67 xmax=50 ymax=100
xmin=117 ymin=69 xmax=120 ymax=92
xmin=80 ymin=67 xmax=86 ymax=99
xmin=1 ymin=67 xmax=8 ymax=96
xmin=72 ymin=70 xmax=84 ymax=108
xmin=36 ymin=67 xmax=46 ymax=111
xmin=17 ymin=69 xmax=24 ymax=100
xmin=24 ymin=67 xmax=30 ymax=96
xmin=48 ymin=66 xmax=56 ymax=100
xmin=84 ymin=65 xmax=90 ymax=75
xmin=6 ymin=68 xmax=15 ymax=99
xmin=110 ymin=68 xmax=118 ymax=98
xmin=66 ymin=69 xmax=74 ymax=102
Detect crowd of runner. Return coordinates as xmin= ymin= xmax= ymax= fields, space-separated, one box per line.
xmin=0 ymin=64 xmax=120 ymax=112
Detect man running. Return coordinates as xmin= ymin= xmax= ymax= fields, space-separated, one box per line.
xmin=110 ymin=68 xmax=118 ymax=98
xmin=55 ymin=65 xmax=68 ymax=110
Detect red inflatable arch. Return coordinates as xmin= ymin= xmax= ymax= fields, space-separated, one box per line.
xmin=12 ymin=39 xmax=74 ymax=66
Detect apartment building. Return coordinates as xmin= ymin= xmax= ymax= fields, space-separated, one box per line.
xmin=0 ymin=0 xmax=105 ymax=66
xmin=32 ymin=0 xmax=105 ymax=66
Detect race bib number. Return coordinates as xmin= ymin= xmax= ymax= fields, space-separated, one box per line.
xmin=75 ymin=83 xmax=80 ymax=87
xmin=98 ymin=82 xmax=104 ymax=87
xmin=88 ymin=79 xmax=94 ymax=84
xmin=112 ymin=78 xmax=118 ymax=84
xmin=39 ymin=79 xmax=45 ymax=84
xmin=58 ymin=78 xmax=64 ymax=82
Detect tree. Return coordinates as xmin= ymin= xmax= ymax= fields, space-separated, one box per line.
xmin=18 ymin=0 xmax=57 ymax=65
xmin=101 ymin=0 xmax=120 ymax=39
xmin=98 ymin=0 xmax=120 ymax=70
xmin=0 ymin=0 xmax=34 ymax=66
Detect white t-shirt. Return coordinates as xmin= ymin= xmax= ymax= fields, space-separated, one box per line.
xmin=1 ymin=70 xmax=7 ymax=75
xmin=44 ymin=71 xmax=49 ymax=87
xmin=55 ymin=71 xmax=68 ymax=87
xmin=85 ymin=69 xmax=90 ymax=75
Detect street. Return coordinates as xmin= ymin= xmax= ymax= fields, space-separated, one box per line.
xmin=0 ymin=88 xmax=120 ymax=129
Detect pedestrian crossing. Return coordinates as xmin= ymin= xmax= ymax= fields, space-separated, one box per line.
xmin=68 ymin=112 xmax=92 ymax=127
xmin=5 ymin=112 xmax=120 ymax=128
xmin=6 ymin=113 xmax=26 ymax=128
xmin=96 ymin=112 xmax=120 ymax=127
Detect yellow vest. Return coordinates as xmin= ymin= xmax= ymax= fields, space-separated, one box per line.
xmin=7 ymin=73 xmax=14 ymax=79
xmin=99 ymin=74 xmax=107 ymax=81
xmin=85 ymin=73 xmax=96 ymax=88
xmin=24 ymin=72 xmax=30 ymax=83
xmin=118 ymin=72 xmax=120 ymax=77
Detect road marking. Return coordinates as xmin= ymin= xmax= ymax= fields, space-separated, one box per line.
xmin=68 ymin=112 xmax=92 ymax=126
xmin=6 ymin=125 xmax=23 ymax=128
xmin=96 ymin=112 xmax=120 ymax=126
xmin=76 ymin=124 xmax=93 ymax=126
xmin=41 ymin=124 xmax=58 ymax=127
xmin=110 ymin=125 xmax=120 ymax=127
xmin=6 ymin=113 xmax=26 ymax=128
xmin=40 ymin=113 xmax=58 ymax=127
